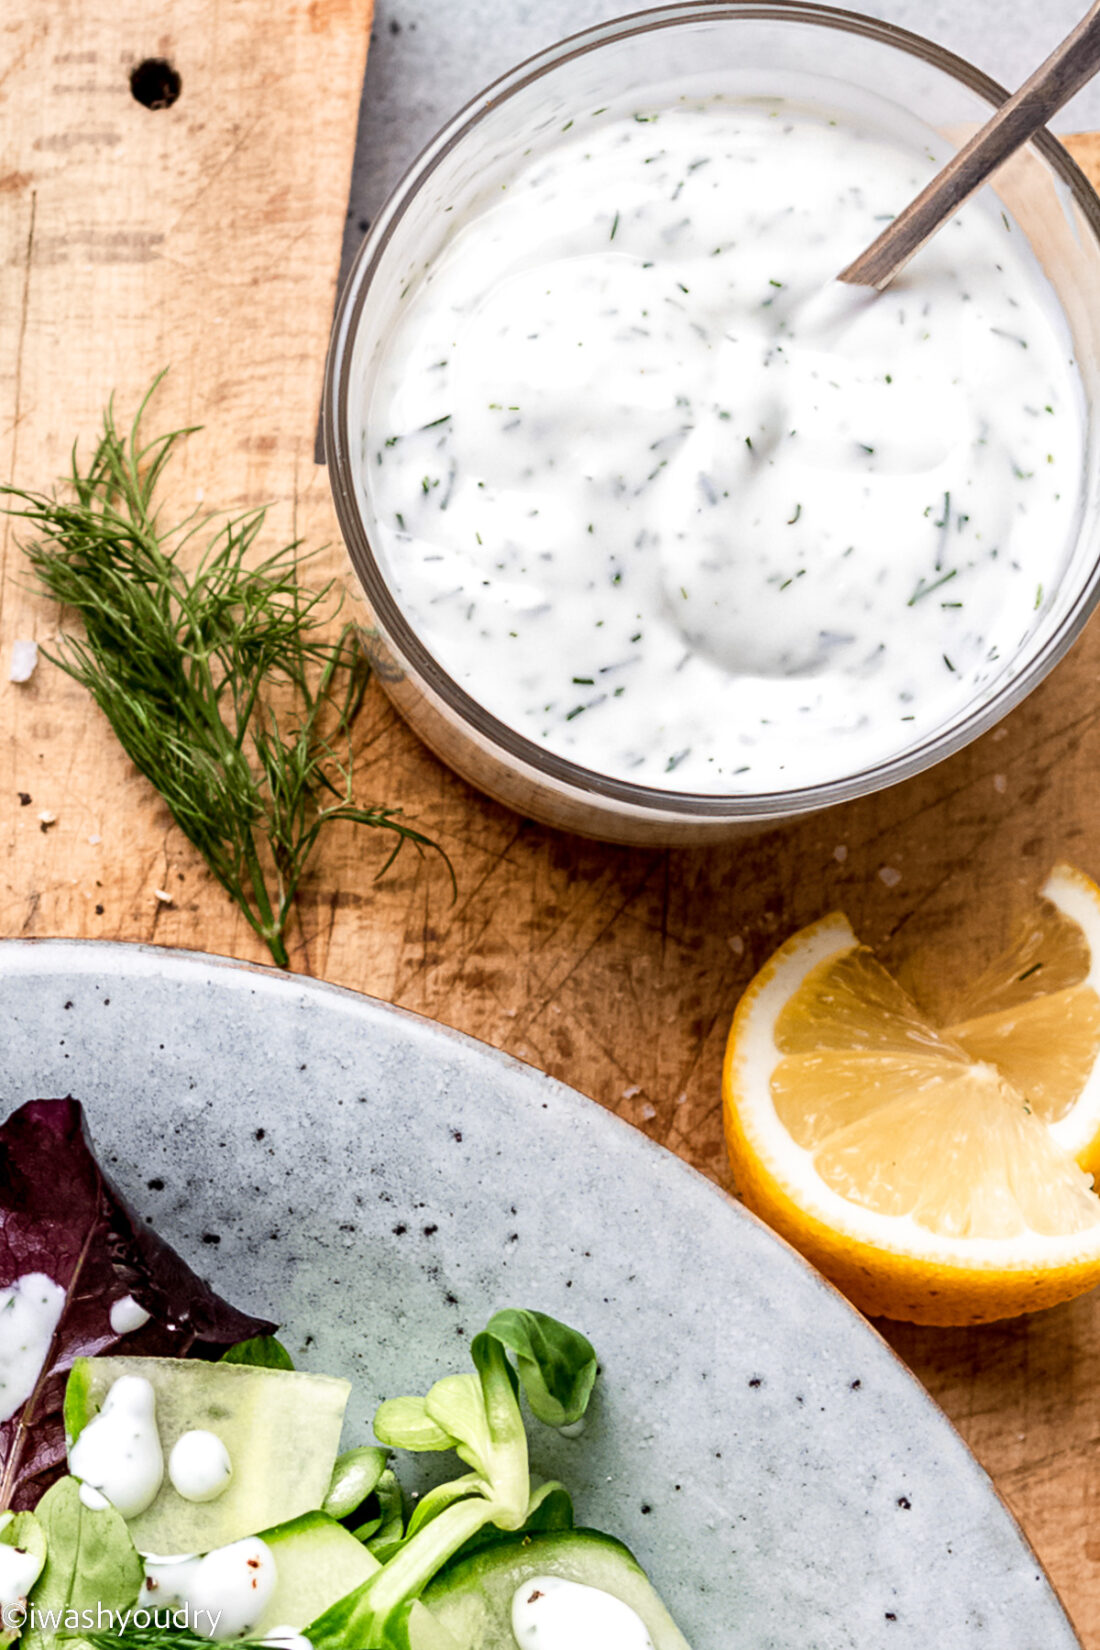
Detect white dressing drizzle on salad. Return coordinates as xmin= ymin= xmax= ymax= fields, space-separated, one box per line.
xmin=144 ymin=1539 xmax=278 ymax=1639
xmin=4 ymin=1103 xmax=683 ymax=1650
xmin=109 ymin=1294 xmax=152 ymax=1336
xmin=0 ymin=1273 xmax=65 ymax=1423
xmin=183 ymin=1536 xmax=278 ymax=1640
xmin=69 ymin=1373 xmax=164 ymax=1518
xmin=259 ymin=1628 xmax=312 ymax=1650
xmin=0 ymin=1542 xmax=44 ymax=1615
xmin=511 ymin=1575 xmax=654 ymax=1649
xmin=142 ymin=1552 xmax=202 ymax=1608
xmin=168 ymin=1429 xmax=233 ymax=1503
xmin=365 ymin=97 xmax=1083 ymax=794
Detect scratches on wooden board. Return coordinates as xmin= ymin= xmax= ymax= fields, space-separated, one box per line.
xmin=3 ymin=24 xmax=1100 ymax=1634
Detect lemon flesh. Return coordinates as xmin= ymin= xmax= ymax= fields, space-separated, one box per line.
xmin=770 ymin=944 xmax=1100 ymax=1243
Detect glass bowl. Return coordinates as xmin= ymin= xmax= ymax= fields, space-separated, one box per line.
xmin=325 ymin=2 xmax=1100 ymax=846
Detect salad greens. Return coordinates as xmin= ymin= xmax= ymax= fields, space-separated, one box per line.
xmin=348 ymin=1470 xmax=404 ymax=1558
xmin=219 ymin=1340 xmax=295 ymax=1374
xmin=478 ymin=1310 xmax=598 ymax=1431
xmin=0 ymin=1101 xmax=272 ymax=1513
xmin=1 ymin=1100 xmax=688 ymax=1650
xmin=322 ymin=1450 xmax=389 ymax=1522
xmin=22 ymin=1478 xmax=141 ymax=1650
xmin=307 ymin=1312 xmax=597 ymax=1650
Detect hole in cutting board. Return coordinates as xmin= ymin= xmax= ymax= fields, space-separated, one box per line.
xmin=130 ymin=58 xmax=182 ymax=110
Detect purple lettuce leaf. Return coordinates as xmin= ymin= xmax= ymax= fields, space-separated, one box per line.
xmin=0 ymin=1097 xmax=275 ymax=1512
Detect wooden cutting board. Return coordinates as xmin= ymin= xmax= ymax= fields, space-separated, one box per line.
xmin=3 ymin=9 xmax=1100 ymax=1637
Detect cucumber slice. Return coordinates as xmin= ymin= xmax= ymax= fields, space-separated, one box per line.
xmin=420 ymin=1530 xmax=690 ymax=1650
xmin=65 ymin=1356 xmax=349 ymax=1552
xmin=256 ymin=1511 xmax=380 ymax=1633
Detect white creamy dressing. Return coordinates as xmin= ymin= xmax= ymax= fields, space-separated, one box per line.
xmin=364 ymin=98 xmax=1083 ymax=793
xmin=109 ymin=1294 xmax=152 ymax=1336
xmin=169 ymin=1429 xmax=233 ymax=1503
xmin=259 ymin=1629 xmax=312 ymax=1650
xmin=69 ymin=1374 xmax=164 ymax=1518
xmin=0 ymin=1274 xmax=65 ymax=1423
xmin=0 ymin=1541 xmax=44 ymax=1617
xmin=510 ymin=1575 xmax=654 ymax=1649
xmin=143 ymin=1537 xmax=277 ymax=1640
xmin=142 ymin=1552 xmax=202 ymax=1607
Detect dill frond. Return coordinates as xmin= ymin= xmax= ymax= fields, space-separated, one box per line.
xmin=73 ymin=1632 xmax=272 ymax=1650
xmin=3 ymin=378 xmax=449 ymax=967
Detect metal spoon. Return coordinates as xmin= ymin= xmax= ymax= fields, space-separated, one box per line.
xmin=838 ymin=2 xmax=1100 ymax=291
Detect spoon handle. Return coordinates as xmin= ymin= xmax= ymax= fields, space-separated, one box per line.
xmin=838 ymin=1 xmax=1100 ymax=290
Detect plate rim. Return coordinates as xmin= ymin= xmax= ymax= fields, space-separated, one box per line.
xmin=0 ymin=934 xmax=1082 ymax=1646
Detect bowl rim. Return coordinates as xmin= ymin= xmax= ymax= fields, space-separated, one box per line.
xmin=324 ymin=0 xmax=1100 ymax=821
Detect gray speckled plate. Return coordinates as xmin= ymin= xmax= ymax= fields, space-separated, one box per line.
xmin=0 ymin=939 xmax=1079 ymax=1650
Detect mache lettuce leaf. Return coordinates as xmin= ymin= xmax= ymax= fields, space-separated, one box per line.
xmin=307 ymin=1310 xmax=597 ymax=1650
xmin=0 ymin=1098 xmax=274 ymax=1512
xmin=483 ymin=1308 xmax=597 ymax=1429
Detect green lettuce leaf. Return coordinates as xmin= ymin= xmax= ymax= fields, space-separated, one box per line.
xmin=307 ymin=1308 xmax=598 ymax=1650
xmin=219 ymin=1335 xmax=294 ymax=1371
xmin=23 ymin=1477 xmax=141 ymax=1650
xmin=481 ymin=1310 xmax=597 ymax=1429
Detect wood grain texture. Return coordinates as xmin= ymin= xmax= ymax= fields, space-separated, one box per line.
xmin=3 ymin=17 xmax=1100 ymax=1636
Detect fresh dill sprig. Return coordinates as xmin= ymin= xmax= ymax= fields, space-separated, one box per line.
xmin=3 ymin=378 xmax=449 ymax=967
xmin=72 ymin=1632 xmax=272 ymax=1650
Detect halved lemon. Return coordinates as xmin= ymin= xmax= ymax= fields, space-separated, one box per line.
xmin=722 ymin=864 xmax=1100 ymax=1324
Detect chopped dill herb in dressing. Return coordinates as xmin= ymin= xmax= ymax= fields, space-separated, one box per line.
xmin=362 ymin=95 xmax=1083 ymax=795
